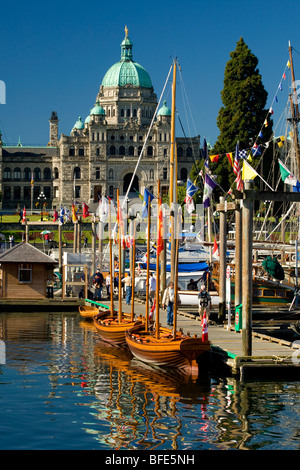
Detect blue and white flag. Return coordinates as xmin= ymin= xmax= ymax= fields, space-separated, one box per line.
xmin=142 ymin=188 xmax=154 ymax=218
xmin=59 ymin=206 xmax=65 ymax=225
xmin=203 ymin=174 xmax=217 ymax=209
xmin=184 ymin=178 xmax=199 ymax=214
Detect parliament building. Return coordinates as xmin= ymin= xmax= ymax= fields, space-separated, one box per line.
xmin=0 ymin=29 xmax=200 ymax=212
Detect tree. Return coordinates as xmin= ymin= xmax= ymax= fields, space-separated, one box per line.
xmin=209 ymin=37 xmax=273 ymax=192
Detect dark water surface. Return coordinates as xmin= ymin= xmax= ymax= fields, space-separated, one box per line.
xmin=0 ymin=312 xmax=300 ymax=451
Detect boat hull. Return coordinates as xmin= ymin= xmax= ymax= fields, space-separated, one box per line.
xmin=125 ymin=324 xmax=210 ymax=373
xmin=93 ymin=311 xmax=143 ymax=346
xmin=78 ymin=305 xmax=99 ymax=319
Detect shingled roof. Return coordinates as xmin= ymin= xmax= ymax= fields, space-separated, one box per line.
xmin=0 ymin=242 xmax=57 ymax=264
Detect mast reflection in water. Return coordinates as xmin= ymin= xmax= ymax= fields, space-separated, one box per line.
xmin=0 ymin=312 xmax=300 ymax=450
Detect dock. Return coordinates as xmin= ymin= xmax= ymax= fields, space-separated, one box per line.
xmin=84 ymin=299 xmax=300 ymax=380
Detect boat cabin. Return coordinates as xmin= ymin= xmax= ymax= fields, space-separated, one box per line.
xmin=0 ymin=242 xmax=58 ymax=300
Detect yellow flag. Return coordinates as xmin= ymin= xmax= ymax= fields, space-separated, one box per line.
xmin=242 ymin=160 xmax=258 ymax=181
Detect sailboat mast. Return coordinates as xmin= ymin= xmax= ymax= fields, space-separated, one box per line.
xmin=108 ymin=199 xmax=114 ymax=316
xmin=117 ymin=190 xmax=122 ymax=323
xmin=170 ymin=59 xmax=177 ymax=282
xmin=288 ymin=41 xmax=300 ymax=179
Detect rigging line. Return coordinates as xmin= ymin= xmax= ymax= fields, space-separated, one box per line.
xmin=175 ymin=109 xmax=204 ymax=189
xmin=121 ymin=62 xmax=173 ymax=211
xmin=178 ymin=68 xmax=198 ymax=141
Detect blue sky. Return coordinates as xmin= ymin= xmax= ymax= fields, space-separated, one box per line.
xmin=0 ymin=0 xmax=300 ymax=148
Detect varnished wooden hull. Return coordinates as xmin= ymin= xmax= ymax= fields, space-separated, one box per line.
xmin=79 ymin=305 xmax=99 ymax=319
xmin=93 ymin=311 xmax=143 ymax=346
xmin=125 ymin=324 xmax=210 ymax=373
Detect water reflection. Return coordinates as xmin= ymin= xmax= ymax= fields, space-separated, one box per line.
xmin=0 ymin=312 xmax=300 ymax=450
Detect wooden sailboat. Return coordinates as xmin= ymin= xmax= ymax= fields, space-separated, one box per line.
xmin=78 ymin=304 xmax=99 ymax=319
xmin=126 ymin=60 xmax=211 ymax=374
xmin=93 ymin=191 xmax=143 ymax=346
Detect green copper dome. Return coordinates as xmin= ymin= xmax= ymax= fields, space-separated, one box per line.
xmin=157 ymin=100 xmax=171 ymax=116
xmin=90 ymin=100 xmax=105 ymax=116
xmin=73 ymin=116 xmax=84 ymax=130
xmin=101 ymin=30 xmax=152 ymax=88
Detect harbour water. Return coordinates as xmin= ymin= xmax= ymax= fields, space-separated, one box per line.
xmin=0 ymin=311 xmax=300 ymax=451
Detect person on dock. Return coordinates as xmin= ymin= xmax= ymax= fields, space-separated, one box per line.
xmin=106 ymin=273 xmax=111 ymax=298
xmin=93 ymin=269 xmax=103 ymax=300
xmin=122 ymin=275 xmax=132 ymax=305
xmin=149 ymin=273 xmax=156 ymax=306
xmin=187 ymin=278 xmax=201 ymax=290
xmin=198 ymin=284 xmax=212 ymax=323
xmin=162 ymin=281 xmax=181 ymax=326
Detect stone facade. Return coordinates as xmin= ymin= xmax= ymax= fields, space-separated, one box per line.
xmin=0 ymin=30 xmax=200 ymax=212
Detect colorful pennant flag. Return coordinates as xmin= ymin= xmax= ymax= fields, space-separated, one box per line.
xmin=142 ymin=188 xmax=154 ymax=218
xmin=31 ymin=172 xmax=34 ymax=187
xmin=53 ymin=209 xmax=58 ymax=222
xmin=212 ymin=237 xmax=219 ymax=259
xmin=72 ymin=203 xmax=78 ymax=222
xmin=278 ymin=159 xmax=299 ymax=186
xmin=226 ymin=152 xmax=234 ymax=167
xmin=275 ymin=136 xmax=285 ymax=148
xmin=203 ymin=173 xmax=217 ymax=208
xmin=209 ymin=154 xmax=219 ymax=162
xmin=22 ymin=206 xmax=26 ymax=223
xmin=234 ymin=143 xmax=243 ymax=191
xmin=59 ymin=206 xmax=65 ymax=225
xmin=83 ymin=202 xmax=90 ymax=219
xmin=242 ymin=160 xmax=258 ymax=181
xmin=184 ymin=178 xmax=199 ymax=214
xmin=157 ymin=197 xmax=164 ymax=257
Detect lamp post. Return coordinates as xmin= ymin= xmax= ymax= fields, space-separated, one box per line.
xmin=37 ymin=191 xmax=47 ymax=221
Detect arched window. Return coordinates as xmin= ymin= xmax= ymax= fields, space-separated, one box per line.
xmin=126 ymin=109 xmax=130 ymax=117
xmin=163 ymin=167 xmax=168 ymax=180
xmin=44 ymin=168 xmax=51 ymax=180
xmin=4 ymin=168 xmax=11 ymax=180
xmin=177 ymin=146 xmax=183 ymax=157
xmin=34 ymin=168 xmax=41 ymax=180
xmin=133 ymin=109 xmax=137 ymax=117
xmin=14 ymin=167 xmax=21 ymax=180
xmin=108 ymin=169 xmax=114 ymax=180
xmin=78 ymin=147 xmax=84 ymax=156
xmin=110 ymin=145 xmax=116 ymax=156
xmin=119 ymin=145 xmax=125 ymax=156
xmin=147 ymin=146 xmax=153 ymax=156
xmin=109 ymin=185 xmax=114 ymax=197
xmin=54 ymin=167 xmax=59 ymax=179
xmin=128 ymin=146 xmax=134 ymax=156
xmin=74 ymin=167 xmax=81 ymax=180
xmin=69 ymin=146 xmax=75 ymax=156
xmin=150 ymin=169 xmax=154 ymax=180
xmin=186 ymin=147 xmax=192 ymax=157
xmin=96 ymin=148 xmax=100 ymax=156
xmin=24 ymin=168 xmax=31 ymax=180
xmin=121 ymin=109 xmax=124 ymax=117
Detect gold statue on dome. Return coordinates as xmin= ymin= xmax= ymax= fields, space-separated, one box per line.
xmin=125 ymin=25 xmax=128 ymax=37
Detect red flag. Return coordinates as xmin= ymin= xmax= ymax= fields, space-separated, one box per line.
xmin=83 ymin=202 xmax=89 ymax=219
xmin=212 ymin=237 xmax=219 ymax=259
xmin=157 ymin=198 xmax=163 ymax=256
xmin=117 ymin=198 xmax=126 ymax=249
xmin=53 ymin=210 xmax=58 ymax=222
xmin=202 ymin=310 xmax=208 ymax=342
xmin=22 ymin=207 xmax=26 ymax=223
